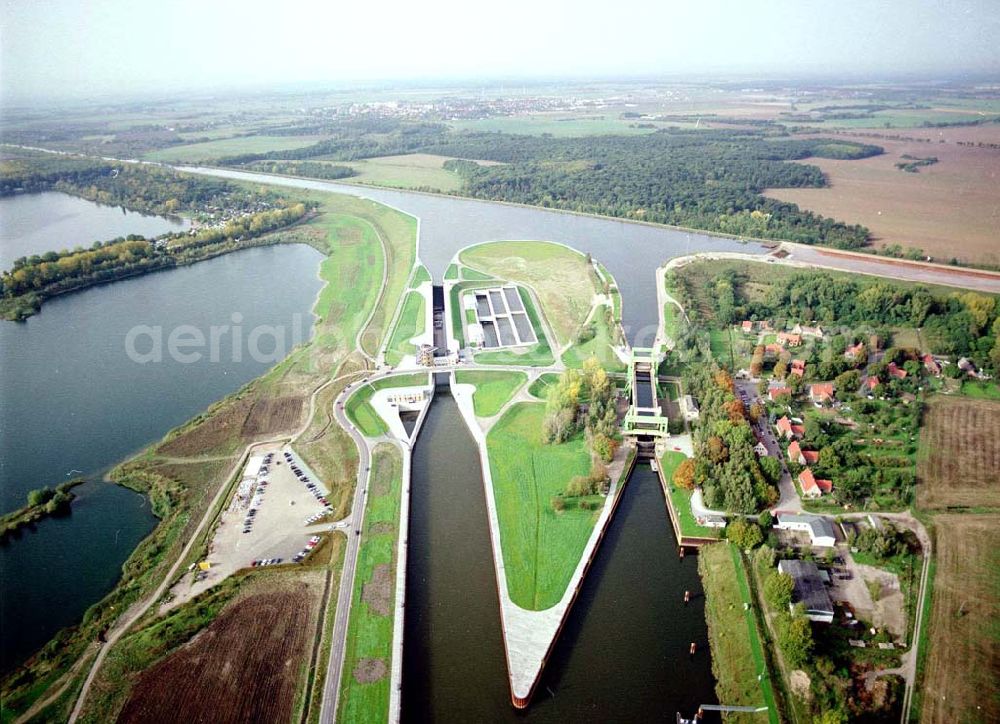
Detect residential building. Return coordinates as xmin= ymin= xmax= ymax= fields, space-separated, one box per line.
xmin=753 ymin=441 xmax=769 ymax=457
xmin=741 ymin=320 xmax=754 ymax=334
xmin=793 ymin=324 xmax=825 ymax=339
xmin=887 ymin=362 xmax=907 ymax=380
xmin=809 ymin=383 xmax=835 ymax=404
xmin=788 ymin=440 xmax=803 ymax=463
xmin=922 ymin=354 xmax=941 ymax=376
xmin=845 ymin=342 xmax=865 ymax=360
xmin=799 ymin=468 xmax=832 ymax=498
xmin=790 ymin=359 xmax=806 ymax=377
xmin=681 ymin=394 xmax=700 ymax=421
xmin=778 ymin=559 xmax=835 ymax=622
xmin=777 ymin=332 xmax=803 ymax=347
xmin=769 ymin=385 xmax=792 ymax=402
xmin=866 ymin=376 xmax=880 ymax=392
xmin=776 ymin=415 xmax=804 ymax=440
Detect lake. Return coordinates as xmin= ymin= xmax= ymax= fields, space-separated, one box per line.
xmin=0 ymin=239 xmax=324 ymax=671
xmin=0 ymin=191 xmax=190 ymax=269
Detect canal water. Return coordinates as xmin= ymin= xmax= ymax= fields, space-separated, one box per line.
xmin=181 ymin=167 xmax=772 ymax=346
xmin=403 ymin=391 xmax=716 ymax=721
xmin=0 ymin=190 xmax=190 ymax=269
xmin=0 ymin=208 xmax=324 ymax=670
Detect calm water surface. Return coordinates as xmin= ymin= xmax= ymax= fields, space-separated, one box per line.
xmin=0 ymin=191 xmax=190 ymax=269
xmin=0 ymin=242 xmax=323 ymax=670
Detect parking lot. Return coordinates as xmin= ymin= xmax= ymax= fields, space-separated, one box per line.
xmin=164 ymin=445 xmax=335 ymax=609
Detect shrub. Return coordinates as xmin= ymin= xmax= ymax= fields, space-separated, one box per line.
xmin=764 ymin=571 xmax=794 ymax=610
xmin=727 ymin=519 xmax=763 ymax=549
xmin=551 ymin=496 xmax=566 ymax=512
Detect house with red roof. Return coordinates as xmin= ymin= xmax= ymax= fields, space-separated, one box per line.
xmin=866 ymin=375 xmax=880 ymax=392
xmin=741 ymin=320 xmax=754 ymax=334
xmin=769 ymin=385 xmax=792 ymax=402
xmin=922 ymin=354 xmax=941 ymax=376
xmin=809 ymin=383 xmax=835 ymax=404
xmin=765 ymin=343 xmax=784 ymax=357
xmin=788 ymin=440 xmax=803 ymax=463
xmin=845 ymin=342 xmax=865 ymax=360
xmin=790 ymin=359 xmax=806 ymax=377
xmin=777 ymin=332 xmax=803 ymax=347
xmin=799 ymin=469 xmax=833 ymax=498
xmin=887 ymin=362 xmax=907 ymax=380
xmin=801 ymin=450 xmax=820 ymax=465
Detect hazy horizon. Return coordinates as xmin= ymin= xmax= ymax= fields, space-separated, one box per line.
xmin=3 ymin=0 xmax=999 ymax=106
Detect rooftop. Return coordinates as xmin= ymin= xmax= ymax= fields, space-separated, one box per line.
xmin=778 ymin=559 xmax=834 ymax=617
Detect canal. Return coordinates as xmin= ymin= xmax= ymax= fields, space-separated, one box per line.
xmin=403 ymin=388 xmax=716 ymax=721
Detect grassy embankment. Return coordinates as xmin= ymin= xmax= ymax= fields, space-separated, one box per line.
xmin=658 ymin=451 xmax=722 ymax=541
xmin=460 ymin=240 xmax=622 ymax=370
xmin=384 ymin=291 xmax=426 ymax=366
xmin=337 ymin=444 xmax=403 ymax=723
xmin=698 ymin=543 xmax=780 ymax=724
xmin=454 ymin=370 xmax=528 ymax=417
xmin=0 ymin=190 xmax=417 ymax=723
xmin=345 ymin=373 xmax=431 ymax=438
xmin=486 ymin=402 xmax=597 ymax=610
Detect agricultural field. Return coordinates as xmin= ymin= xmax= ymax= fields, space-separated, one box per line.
xmin=454 ymin=370 xmax=527 ymax=417
xmin=143 ymin=135 xmax=327 ymax=162
xmin=698 ymin=544 xmax=779 ymax=723
xmin=338 ymin=444 xmax=403 ymax=723
xmin=765 ymin=135 xmax=1000 ymax=266
xmin=917 ymin=396 xmax=1000 ymax=509
xmin=338 ymin=153 xmax=466 ymax=191
xmin=447 ymin=114 xmax=665 ymax=137
xmin=460 ymin=240 xmax=604 ymax=347
xmin=114 ymin=571 xmax=325 ymax=724
xmin=486 ymin=402 xmax=598 ymax=610
xmin=919 ymin=514 xmax=1000 ymax=724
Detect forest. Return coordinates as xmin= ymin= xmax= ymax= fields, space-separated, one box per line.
xmin=208 ymin=120 xmax=881 ymax=249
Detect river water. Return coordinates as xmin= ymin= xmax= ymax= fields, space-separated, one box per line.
xmin=0 ymin=193 xmax=323 ymax=670
xmin=0 ymin=191 xmax=190 ymax=269
xmin=0 ymin=176 xmax=743 ymax=713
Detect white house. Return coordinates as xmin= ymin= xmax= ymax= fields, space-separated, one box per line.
xmin=775 ymin=513 xmax=837 ymax=547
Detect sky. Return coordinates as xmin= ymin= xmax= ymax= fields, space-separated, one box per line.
xmin=2 ymin=0 xmax=999 ymax=104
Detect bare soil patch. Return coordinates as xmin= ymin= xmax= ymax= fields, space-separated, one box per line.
xmin=352 ymin=657 xmax=387 ymax=684
xmin=917 ymin=396 xmax=1000 ymax=509
xmin=920 ymin=514 xmax=1000 ymax=724
xmin=361 ymin=562 xmax=392 ymax=616
xmin=118 ymin=582 xmax=319 ymax=724
xmin=767 ymin=136 xmax=1000 ymax=266
xmin=367 ymin=521 xmax=395 ymax=537
xmin=157 ymin=397 xmax=254 ymax=457
xmin=241 ymin=395 xmax=304 ymax=436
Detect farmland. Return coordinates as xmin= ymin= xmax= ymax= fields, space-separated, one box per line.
xmin=766 ymin=135 xmax=1000 ymax=267
xmin=338 ymin=153 xmax=466 ymax=191
xmin=919 ymin=514 xmax=1000 ymax=724
xmin=454 ymin=370 xmax=527 ymax=417
xmin=115 ymin=571 xmax=325 ymax=724
xmin=143 ymin=135 xmax=328 ymax=163
xmin=917 ymin=396 xmax=1000 ymax=509
xmin=485 ymin=402 xmax=598 ymax=610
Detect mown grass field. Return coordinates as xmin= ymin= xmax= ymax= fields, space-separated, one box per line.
xmin=917 ymin=396 xmax=1000 ymax=509
xmin=486 ymin=403 xmax=597 ymax=610
xmin=698 ymin=544 xmax=779 ymax=723
xmin=143 ymin=135 xmax=326 ymax=162
xmin=460 ymin=240 xmax=600 ymax=347
xmin=919 ymin=514 xmax=1000 ymax=724
xmin=384 ymin=290 xmax=425 ymax=366
xmin=448 ymin=115 xmax=664 ymax=137
xmin=528 ymin=373 xmax=560 ymax=399
xmin=561 ymin=302 xmax=625 ymax=372
xmin=455 ymin=370 xmax=527 ymax=417
xmin=338 ymin=444 xmax=402 ymax=724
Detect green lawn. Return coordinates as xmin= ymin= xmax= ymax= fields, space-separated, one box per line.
xmin=444 ymin=263 xmax=459 ymax=280
xmin=345 ymin=373 xmax=430 ymax=437
xmin=338 ymin=444 xmax=403 ymax=724
xmin=461 ymin=267 xmax=495 ymax=281
xmin=455 ymin=370 xmax=528 ymax=417
xmin=384 ymin=290 xmax=425 ymax=366
xmin=662 ymin=301 xmax=681 ymax=341
xmin=561 ymin=303 xmax=625 ymax=372
xmin=659 ymin=451 xmax=722 ymax=540
xmin=709 ymin=328 xmax=736 ymax=369
xmin=960 ymin=380 xmax=1000 ymax=399
xmin=698 ymin=543 xmax=780 ymax=723
xmin=411 ymin=264 xmax=431 ymax=285
xmin=143 ymin=135 xmax=326 ymax=162
xmin=486 ymin=403 xmax=597 ymax=610
xmin=528 ymin=373 xmax=561 ymax=399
